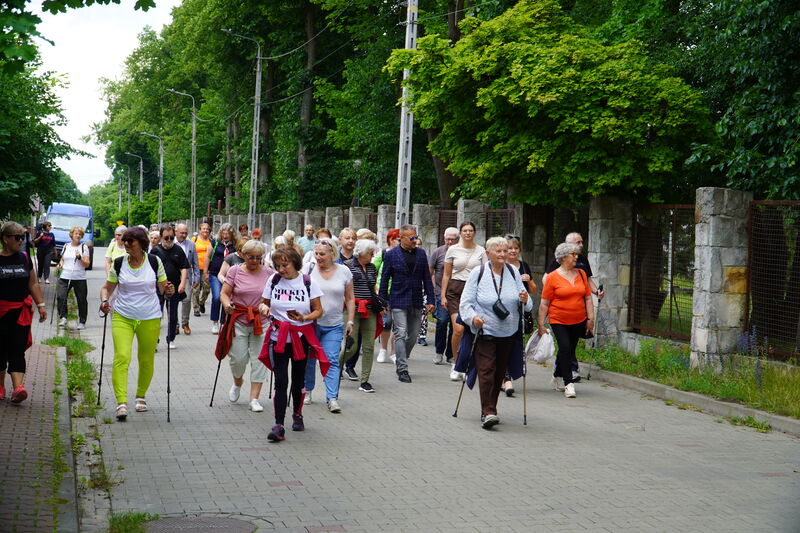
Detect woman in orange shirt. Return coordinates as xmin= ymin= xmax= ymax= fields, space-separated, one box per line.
xmin=538 ymin=242 xmax=594 ymax=398
xmin=192 ymin=222 xmax=212 ymax=317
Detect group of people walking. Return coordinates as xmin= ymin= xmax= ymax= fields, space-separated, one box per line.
xmin=2 ymin=216 xmax=602 ymax=437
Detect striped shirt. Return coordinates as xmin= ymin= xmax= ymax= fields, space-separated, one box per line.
xmin=345 ymin=258 xmax=378 ymax=300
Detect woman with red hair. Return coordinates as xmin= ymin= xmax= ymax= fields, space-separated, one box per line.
xmin=373 ymin=229 xmax=400 ymax=364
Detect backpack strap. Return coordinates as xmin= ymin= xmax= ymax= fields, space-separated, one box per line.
xmin=114 ymin=256 xmax=124 ymax=277
xmin=477 ymin=262 xmax=516 ymax=284
xmin=268 ymin=273 xmax=312 ymax=299
xmin=114 ymin=254 xmax=159 ymax=278
xmin=302 ymin=274 xmax=312 ymax=298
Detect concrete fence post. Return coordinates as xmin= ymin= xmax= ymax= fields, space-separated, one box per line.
xmin=325 ymin=207 xmax=343 ymax=235
xmin=377 ymin=205 xmax=396 ymax=247
xmin=270 ymin=212 xmax=287 ymax=240
xmin=349 ymin=207 xmax=373 ymax=232
xmin=457 ymin=199 xmax=488 ymax=245
xmin=413 ymin=203 xmax=439 ymax=256
xmin=286 ymin=211 xmax=304 ymax=237
xmin=304 ymin=210 xmax=324 ymax=232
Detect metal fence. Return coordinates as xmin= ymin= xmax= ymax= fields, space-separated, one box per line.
xmin=437 ymin=210 xmax=458 ymax=246
xmin=629 ymin=204 xmax=695 ymax=340
xmin=486 ymin=209 xmax=515 ymax=239
xmin=746 ymin=201 xmax=800 ymax=358
xmin=545 ymin=206 xmax=589 ymax=270
xmin=367 ymin=212 xmax=378 ymax=233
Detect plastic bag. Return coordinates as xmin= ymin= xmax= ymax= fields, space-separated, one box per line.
xmin=527 ymin=330 xmax=555 ymax=363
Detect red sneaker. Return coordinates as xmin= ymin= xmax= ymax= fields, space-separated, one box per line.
xmin=0 ymin=386 xmax=5 ymax=400
xmin=10 ymin=386 xmax=28 ymax=404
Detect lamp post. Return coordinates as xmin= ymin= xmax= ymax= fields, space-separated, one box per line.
xmin=222 ymin=28 xmax=262 ymax=230
xmin=141 ymin=132 xmax=164 ymax=224
xmin=125 ymin=152 xmax=144 ymax=202
xmin=167 ymin=89 xmax=197 ymax=230
xmin=114 ymin=160 xmax=131 ymax=225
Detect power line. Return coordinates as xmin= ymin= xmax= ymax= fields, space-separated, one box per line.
xmin=401 ymin=0 xmax=501 ymax=25
xmin=260 ymin=1 xmax=355 ymax=60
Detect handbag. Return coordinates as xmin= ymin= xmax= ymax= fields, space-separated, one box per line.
xmin=489 ymin=265 xmax=510 ymax=320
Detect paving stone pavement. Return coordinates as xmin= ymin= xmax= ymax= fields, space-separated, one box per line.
xmin=61 ymin=250 xmax=800 ymax=532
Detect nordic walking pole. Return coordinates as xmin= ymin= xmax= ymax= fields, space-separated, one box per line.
xmin=96 ymin=310 xmax=108 ymax=406
xmin=587 ymin=283 xmax=603 ymax=381
xmin=166 ymin=296 xmax=171 ymax=423
xmin=453 ymin=329 xmax=480 ymax=418
xmin=268 ymin=370 xmax=273 ymax=399
xmin=210 ymin=358 xmax=222 ymax=407
xmin=520 ymin=302 xmax=527 ymax=426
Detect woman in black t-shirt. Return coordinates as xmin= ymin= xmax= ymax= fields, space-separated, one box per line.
xmin=0 ymin=222 xmax=47 ymax=404
xmin=34 ymin=222 xmax=56 ymax=283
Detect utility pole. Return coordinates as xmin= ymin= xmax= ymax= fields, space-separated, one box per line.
xmin=222 ymin=29 xmax=262 ymax=231
xmin=141 ymin=132 xmax=164 ymax=224
xmin=168 ymin=89 xmax=197 ymax=230
xmin=395 ymin=0 xmax=419 ymax=228
xmin=127 ymin=165 xmax=131 ymax=226
xmin=125 ymin=152 xmax=144 ymax=202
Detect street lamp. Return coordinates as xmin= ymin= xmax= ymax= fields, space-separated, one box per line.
xmin=222 ymin=28 xmax=262 ymax=230
xmin=141 ymin=132 xmax=164 ymax=224
xmin=167 ymin=89 xmax=197 ymax=230
xmin=124 ymin=152 xmax=144 ymax=202
xmin=114 ymin=160 xmax=131 ymax=225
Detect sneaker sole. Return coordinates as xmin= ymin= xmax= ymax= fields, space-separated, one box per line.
xmin=10 ymin=391 xmax=27 ymax=404
xmin=267 ymin=434 xmax=284 ymax=442
xmin=358 ymin=387 xmax=375 ymax=393
xmin=482 ymin=417 xmax=500 ymax=429
xmin=345 ymin=373 xmax=359 ymax=381
xmin=328 ymin=406 xmax=342 ymax=413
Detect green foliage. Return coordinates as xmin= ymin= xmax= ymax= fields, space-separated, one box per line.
xmin=580 ymin=340 xmax=800 ymax=419
xmin=108 ymin=512 xmax=160 ymax=533
xmin=387 ymin=0 xmax=713 ymax=206
xmin=43 ymin=335 xmax=94 ymax=357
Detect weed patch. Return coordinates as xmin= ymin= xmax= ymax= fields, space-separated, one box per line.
xmin=109 ymin=511 xmax=159 ymax=533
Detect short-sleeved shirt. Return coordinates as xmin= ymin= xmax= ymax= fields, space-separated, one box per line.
xmin=298 ymin=236 xmax=317 ymax=254
xmin=428 ymin=244 xmax=448 ymax=293
xmin=61 ymin=244 xmax=88 ymax=281
xmin=36 ymin=232 xmax=56 ymax=252
xmin=224 ymin=253 xmax=245 ymax=268
xmin=105 ymin=240 xmax=127 ymax=261
xmin=207 ymin=240 xmax=236 ymax=275
xmin=107 ymin=255 xmax=167 ymax=320
xmin=262 ymin=273 xmax=323 ymax=341
xmin=0 ymin=252 xmax=32 ymax=301
xmin=546 ymin=253 xmax=593 ymax=277
xmin=150 ymin=244 xmax=190 ymax=289
xmin=192 ymin=237 xmax=211 ymax=271
xmin=541 ymin=269 xmax=591 ymax=325
xmin=224 ymin=264 xmax=272 ymax=327
xmin=309 ymin=264 xmax=352 ymax=327
xmin=444 ymin=245 xmax=486 ymax=281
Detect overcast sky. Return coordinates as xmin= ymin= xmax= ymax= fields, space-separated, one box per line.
xmin=36 ymin=0 xmax=182 ymax=193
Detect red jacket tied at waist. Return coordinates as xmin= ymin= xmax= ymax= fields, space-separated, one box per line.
xmin=258 ymin=320 xmax=330 ymax=376
xmin=214 ymin=304 xmax=265 ymax=361
xmin=0 ymin=296 xmax=34 ymax=350
xmin=352 ymin=297 xmax=384 ymax=338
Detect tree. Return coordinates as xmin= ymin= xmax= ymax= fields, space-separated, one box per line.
xmin=387 ymin=0 xmax=714 ymax=206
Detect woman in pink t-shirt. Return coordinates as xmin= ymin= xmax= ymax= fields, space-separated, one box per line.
xmin=220 ymin=240 xmax=273 ymax=412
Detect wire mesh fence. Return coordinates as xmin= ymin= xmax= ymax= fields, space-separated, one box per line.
xmin=746 ymin=201 xmax=800 ymax=359
xmin=437 ymin=210 xmax=458 ymax=246
xmin=629 ymin=205 xmax=695 ymax=340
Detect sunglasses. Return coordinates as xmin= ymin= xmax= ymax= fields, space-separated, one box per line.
xmin=122 ymin=238 xmax=135 ymax=244
xmin=245 ymin=255 xmax=263 ymax=261
xmin=408 ymin=235 xmax=420 ymax=241
xmin=162 ymin=235 xmax=175 ymax=241
xmin=8 ymin=234 xmax=24 ymax=241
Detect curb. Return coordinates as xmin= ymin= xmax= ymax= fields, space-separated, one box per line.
xmin=54 ymin=346 xmax=80 ymax=533
xmin=581 ymin=363 xmax=800 ymax=437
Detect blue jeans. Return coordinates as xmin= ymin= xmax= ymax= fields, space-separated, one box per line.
xmin=209 ymin=275 xmax=222 ymax=322
xmin=305 ymin=323 xmax=343 ymax=400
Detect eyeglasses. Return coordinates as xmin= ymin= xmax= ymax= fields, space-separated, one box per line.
xmin=122 ymin=238 xmax=134 ymax=244
xmin=8 ymin=234 xmax=24 ymax=241
xmin=445 ymin=237 xmax=458 ymax=242
xmin=162 ymin=236 xmax=175 ymax=241
xmin=407 ymin=235 xmax=420 ymax=241
xmin=245 ymin=255 xmax=263 ymax=261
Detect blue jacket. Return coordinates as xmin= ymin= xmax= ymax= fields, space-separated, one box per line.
xmin=378 ymin=246 xmax=435 ymax=309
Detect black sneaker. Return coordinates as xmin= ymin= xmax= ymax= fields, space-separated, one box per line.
xmin=291 ymin=413 xmax=305 ymax=431
xmin=344 ymin=367 xmax=358 ymax=381
xmin=358 ymin=382 xmax=375 ymax=393
xmin=267 ymin=424 xmax=285 ymax=442
xmin=398 ymin=371 xmax=412 ymax=383
xmin=193 ymin=310 xmax=201 ymax=317
xmin=199 ymin=304 xmax=206 ymax=314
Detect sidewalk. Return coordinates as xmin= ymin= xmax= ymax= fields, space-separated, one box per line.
xmin=67 ymin=251 xmax=800 ymax=531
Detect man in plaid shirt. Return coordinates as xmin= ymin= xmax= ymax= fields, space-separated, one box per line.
xmin=378 ymin=224 xmax=436 ymax=383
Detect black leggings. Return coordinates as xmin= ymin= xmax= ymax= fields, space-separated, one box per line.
xmin=0 ymin=308 xmax=28 ymax=374
xmin=271 ymin=339 xmax=309 ymax=426
xmin=57 ymin=278 xmax=88 ymax=323
xmin=551 ymin=322 xmax=584 ymax=386
xmin=37 ymin=249 xmax=53 ymax=280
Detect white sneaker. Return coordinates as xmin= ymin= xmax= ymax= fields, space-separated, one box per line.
xmin=45 ymin=279 xmax=50 ymax=284
xmin=211 ymin=322 xmax=220 ymax=335
xmin=450 ymin=365 xmax=462 ymax=382
xmin=376 ymin=349 xmax=388 ymax=363
xmin=551 ymin=376 xmax=565 ymax=391
xmin=76 ymin=322 xmax=86 ymax=330
xmin=390 ymin=353 xmax=396 ymax=363
xmin=433 ymin=353 xmax=444 ymax=365
xmin=229 ymin=385 xmax=241 ymax=403
xmin=565 ymin=383 xmax=576 ymax=398
xmin=249 ymin=399 xmax=263 ymax=412
xmin=304 ymin=391 xmax=312 ymax=405
xmin=327 ymin=398 xmax=341 ymax=413
xmin=168 ymin=341 xmax=176 ymax=350
xmin=58 ymin=317 xmax=67 ymax=327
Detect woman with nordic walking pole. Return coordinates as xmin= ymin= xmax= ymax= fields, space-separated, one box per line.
xmin=100 ymin=226 xmax=174 ymax=421
xmin=56 ymin=226 xmax=91 ymax=329
xmin=458 ymin=237 xmax=532 ymax=429
xmin=0 ymin=222 xmax=47 ymax=404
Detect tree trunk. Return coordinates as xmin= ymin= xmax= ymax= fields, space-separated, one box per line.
xmin=232 ymin=116 xmax=242 ymax=213
xmin=259 ymin=60 xmax=276 ymax=188
xmin=426 ymin=128 xmax=460 ymax=208
xmin=297 ymin=2 xmax=317 ymax=205
xmin=224 ymin=119 xmax=233 ymax=214
xmin=447 ymin=0 xmax=465 ymax=42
